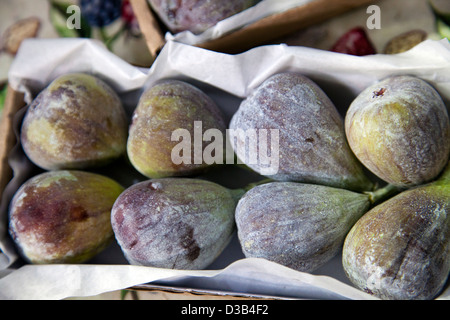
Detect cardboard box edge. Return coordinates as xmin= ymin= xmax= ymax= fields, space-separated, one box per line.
xmin=198 ymin=0 xmax=379 ymax=53
xmin=130 ymin=284 xmax=289 ymax=300
xmin=0 ymin=85 xmax=25 ymax=202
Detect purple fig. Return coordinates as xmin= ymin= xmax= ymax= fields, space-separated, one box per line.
xmin=235 ymin=182 xmax=371 ymax=272
xmin=229 ymin=72 xmax=373 ymax=192
xmin=111 ymin=178 xmax=238 ymax=269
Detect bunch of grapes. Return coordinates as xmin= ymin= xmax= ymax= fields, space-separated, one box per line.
xmin=80 ymin=0 xmax=122 ymax=28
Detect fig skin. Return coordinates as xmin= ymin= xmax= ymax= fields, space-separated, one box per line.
xmin=111 ymin=178 xmax=238 ymax=270
xmin=342 ymin=182 xmax=450 ymax=300
xmin=148 ymin=0 xmax=259 ymax=34
xmin=235 ymin=182 xmax=371 ymax=272
xmin=127 ymin=80 xmax=226 ymax=179
xmin=9 ymin=170 xmax=124 ymax=264
xmin=345 ymin=75 xmax=450 ymax=187
xmin=229 ymin=72 xmax=373 ymax=192
xmin=20 ymin=73 xmax=128 ymax=171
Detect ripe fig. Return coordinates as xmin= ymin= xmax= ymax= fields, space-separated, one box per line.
xmin=345 ymin=75 xmax=450 ymax=187
xmin=111 ymin=178 xmax=239 ymax=269
xmin=342 ymin=181 xmax=450 ymax=300
xmin=229 ymin=72 xmax=373 ymax=192
xmin=127 ymin=80 xmax=226 ymax=179
xmin=20 ymin=73 xmax=128 ymax=170
xmin=9 ymin=170 xmax=124 ymax=264
xmin=148 ymin=0 xmax=259 ymax=34
xmin=235 ymin=182 xmax=371 ymax=272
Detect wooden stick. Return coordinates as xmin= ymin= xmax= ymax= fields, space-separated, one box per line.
xmin=0 ymin=85 xmax=25 ymax=200
xmin=130 ymin=0 xmax=166 ymax=58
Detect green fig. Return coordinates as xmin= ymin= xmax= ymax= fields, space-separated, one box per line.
xmin=111 ymin=178 xmax=239 ymax=270
xmin=20 ymin=73 xmax=128 ymax=170
xmin=127 ymin=80 xmax=227 ymax=179
xmin=342 ymin=180 xmax=450 ymax=300
xmin=9 ymin=170 xmax=124 ymax=264
xmin=345 ymin=75 xmax=450 ymax=187
xmin=235 ymin=182 xmax=371 ymax=272
xmin=229 ymin=72 xmax=373 ymax=192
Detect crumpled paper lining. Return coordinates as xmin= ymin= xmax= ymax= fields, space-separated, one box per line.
xmin=161 ymin=0 xmax=314 ymax=45
xmin=0 ymin=37 xmax=449 ymax=300
xmin=0 ymin=257 xmax=378 ymax=300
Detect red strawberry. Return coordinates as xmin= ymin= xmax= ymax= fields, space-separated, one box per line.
xmin=331 ymin=27 xmax=376 ymax=56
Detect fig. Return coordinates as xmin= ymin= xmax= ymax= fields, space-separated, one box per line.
xmin=229 ymin=72 xmax=373 ymax=192
xmin=20 ymin=73 xmax=128 ymax=171
xmin=235 ymin=182 xmax=371 ymax=272
xmin=345 ymin=75 xmax=450 ymax=187
xmin=111 ymin=178 xmax=239 ymax=269
xmin=9 ymin=170 xmax=124 ymax=264
xmin=148 ymin=0 xmax=259 ymax=34
xmin=127 ymin=79 xmax=226 ymax=179
xmin=342 ymin=180 xmax=450 ymax=300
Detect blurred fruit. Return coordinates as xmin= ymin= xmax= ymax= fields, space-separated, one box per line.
xmin=383 ymin=30 xmax=427 ymax=54
xmin=121 ymin=0 xmax=139 ymax=34
xmin=0 ymin=17 xmax=41 ymax=55
xmin=81 ymin=0 xmax=122 ymax=28
xmin=429 ymin=0 xmax=450 ymax=24
xmin=331 ymin=27 xmax=376 ymax=56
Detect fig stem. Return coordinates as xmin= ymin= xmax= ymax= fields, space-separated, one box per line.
xmin=365 ymin=183 xmax=403 ymax=205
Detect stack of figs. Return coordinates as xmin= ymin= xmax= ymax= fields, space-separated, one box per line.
xmin=8 ymin=65 xmax=450 ymax=299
